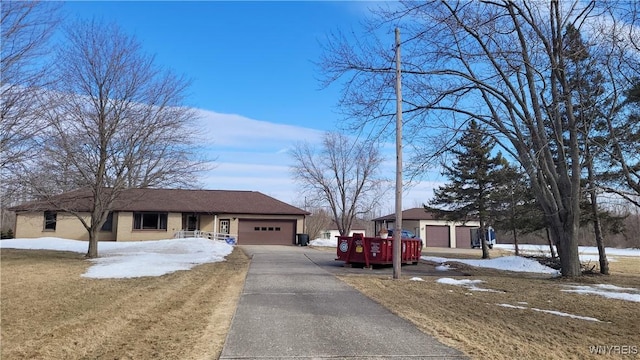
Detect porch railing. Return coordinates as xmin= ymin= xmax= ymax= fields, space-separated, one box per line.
xmin=173 ymin=230 xmax=237 ymax=244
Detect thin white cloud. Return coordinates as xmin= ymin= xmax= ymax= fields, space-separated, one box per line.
xmin=197 ymin=109 xmax=323 ymax=148
xmin=195 ymin=108 xmax=441 ymax=208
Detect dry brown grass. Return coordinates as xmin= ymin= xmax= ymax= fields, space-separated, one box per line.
xmin=2 ymin=245 xmax=638 ymax=360
xmin=1 ymin=247 xmax=250 ymax=360
xmin=338 ymin=254 xmax=640 ymax=360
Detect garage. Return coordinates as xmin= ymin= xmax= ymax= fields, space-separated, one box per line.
xmin=455 ymin=226 xmax=476 ymax=248
xmin=425 ymin=225 xmax=450 ymax=248
xmin=238 ymin=219 xmax=296 ymax=245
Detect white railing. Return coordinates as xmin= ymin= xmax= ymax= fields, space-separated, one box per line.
xmin=173 ymin=230 xmax=237 ymax=243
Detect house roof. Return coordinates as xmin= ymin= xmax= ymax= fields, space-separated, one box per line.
xmin=9 ymin=188 xmax=309 ymax=216
xmin=373 ymin=207 xmax=441 ymax=221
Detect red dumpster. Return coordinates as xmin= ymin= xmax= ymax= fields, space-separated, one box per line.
xmin=336 ymin=233 xmax=422 ymax=267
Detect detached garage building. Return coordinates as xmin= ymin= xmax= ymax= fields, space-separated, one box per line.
xmin=10 ymin=188 xmax=309 ymax=246
xmin=373 ymin=208 xmax=480 ymax=248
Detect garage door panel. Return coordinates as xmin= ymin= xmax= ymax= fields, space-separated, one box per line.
xmin=426 ymin=225 xmax=450 ymax=248
xmin=238 ymin=219 xmax=296 ymax=245
xmin=455 ymin=226 xmax=475 ymax=248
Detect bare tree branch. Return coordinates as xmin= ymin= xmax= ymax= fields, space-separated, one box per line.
xmin=318 ymin=0 xmax=638 ymax=276
xmin=290 ymin=132 xmax=387 ymax=236
xmin=18 ymin=20 xmax=207 ymax=257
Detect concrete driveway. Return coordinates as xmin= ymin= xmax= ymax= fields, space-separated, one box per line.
xmin=219 ymin=245 xmax=467 ymax=360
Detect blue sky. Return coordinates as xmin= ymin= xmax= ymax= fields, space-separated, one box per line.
xmin=61 ymin=1 xmax=438 ymax=211
xmin=63 ymin=1 xmax=365 ymax=128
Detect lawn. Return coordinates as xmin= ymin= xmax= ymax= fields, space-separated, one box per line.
xmin=0 ymin=247 xmax=249 ymax=360
xmin=1 ymin=244 xmax=638 ymax=359
xmin=339 ymin=252 xmax=640 ymax=360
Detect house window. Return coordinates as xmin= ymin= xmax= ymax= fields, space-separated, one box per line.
xmin=44 ymin=211 xmax=57 ymax=231
xmin=219 ymin=219 xmax=230 ymax=234
xmin=101 ymin=212 xmax=114 ymax=232
xmin=133 ymin=212 xmax=168 ymax=230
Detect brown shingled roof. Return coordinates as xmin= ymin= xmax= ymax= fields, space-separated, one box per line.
xmin=373 ymin=207 xmax=440 ymax=221
xmin=10 ymin=188 xmax=309 ymax=215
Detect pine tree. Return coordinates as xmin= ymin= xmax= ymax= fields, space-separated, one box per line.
xmin=426 ymin=120 xmax=504 ymax=259
xmin=489 ymin=161 xmax=541 ymax=257
xmin=601 ymin=81 xmax=640 ymax=204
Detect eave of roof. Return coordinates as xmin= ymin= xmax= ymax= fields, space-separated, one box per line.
xmin=9 ymin=188 xmax=309 ymax=216
xmin=373 ymin=207 xmax=441 ymax=221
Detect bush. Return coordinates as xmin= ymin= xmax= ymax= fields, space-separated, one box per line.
xmin=1 ymin=229 xmax=14 ymax=239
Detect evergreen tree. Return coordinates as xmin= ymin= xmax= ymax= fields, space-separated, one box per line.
xmin=489 ymin=161 xmax=542 ymax=256
xmin=601 ymin=81 xmax=640 ymax=204
xmin=426 ymin=120 xmax=505 ymax=259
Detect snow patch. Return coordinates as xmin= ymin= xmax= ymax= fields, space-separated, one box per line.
xmin=0 ymin=237 xmax=234 ymax=279
xmin=562 ymin=284 xmax=640 ymax=303
xmin=497 ymin=303 xmax=602 ymax=322
xmin=435 ymin=264 xmax=453 ymax=271
xmin=423 ymin=255 xmax=560 ymax=275
xmin=309 ymin=238 xmax=337 ymax=247
xmin=494 ymin=244 xmax=640 ymax=258
xmin=437 ymin=277 xmax=502 ymax=292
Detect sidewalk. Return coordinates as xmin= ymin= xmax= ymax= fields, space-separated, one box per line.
xmin=219 ymin=246 xmax=467 ymax=360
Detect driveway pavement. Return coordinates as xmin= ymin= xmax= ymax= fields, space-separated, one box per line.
xmin=219 ymin=245 xmax=468 ymax=360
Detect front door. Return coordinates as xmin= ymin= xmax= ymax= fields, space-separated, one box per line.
xmin=187 ymin=215 xmax=198 ymax=231
xmin=219 ymin=219 xmax=230 ymax=234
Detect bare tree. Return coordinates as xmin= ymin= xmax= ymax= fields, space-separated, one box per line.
xmin=19 ymin=20 xmax=206 ymax=258
xmin=319 ymin=1 xmax=638 ymax=276
xmin=304 ymin=207 xmax=333 ymax=241
xmin=290 ymin=132 xmax=386 ymax=236
xmin=0 ymin=0 xmax=60 ymax=232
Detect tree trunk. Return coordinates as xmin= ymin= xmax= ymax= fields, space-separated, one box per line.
xmin=546 ymin=227 xmax=557 ymax=259
xmin=510 ymin=193 xmax=519 ymax=256
xmin=86 ymin=230 xmax=98 ymax=258
xmin=589 ymin=192 xmax=609 ymax=275
xmin=512 ymin=226 xmax=520 ymax=256
xmin=552 ymin=223 xmax=581 ymax=277
xmin=480 ymin=222 xmax=489 ymax=259
xmin=585 ymin=146 xmax=609 ymax=275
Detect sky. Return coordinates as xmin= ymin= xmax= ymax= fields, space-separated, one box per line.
xmin=59 ymin=1 xmax=438 ymax=212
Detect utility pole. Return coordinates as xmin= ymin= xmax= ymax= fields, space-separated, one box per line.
xmin=393 ymin=27 xmax=403 ymax=279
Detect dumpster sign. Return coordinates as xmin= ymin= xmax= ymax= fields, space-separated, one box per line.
xmin=371 ymin=242 xmax=380 ymax=257
xmin=339 ymin=239 xmax=349 ymax=253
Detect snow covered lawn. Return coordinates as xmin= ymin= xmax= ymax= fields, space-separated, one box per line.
xmin=0 ymin=237 xmax=234 ymax=278
xmin=494 ymin=243 xmax=639 ymax=262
